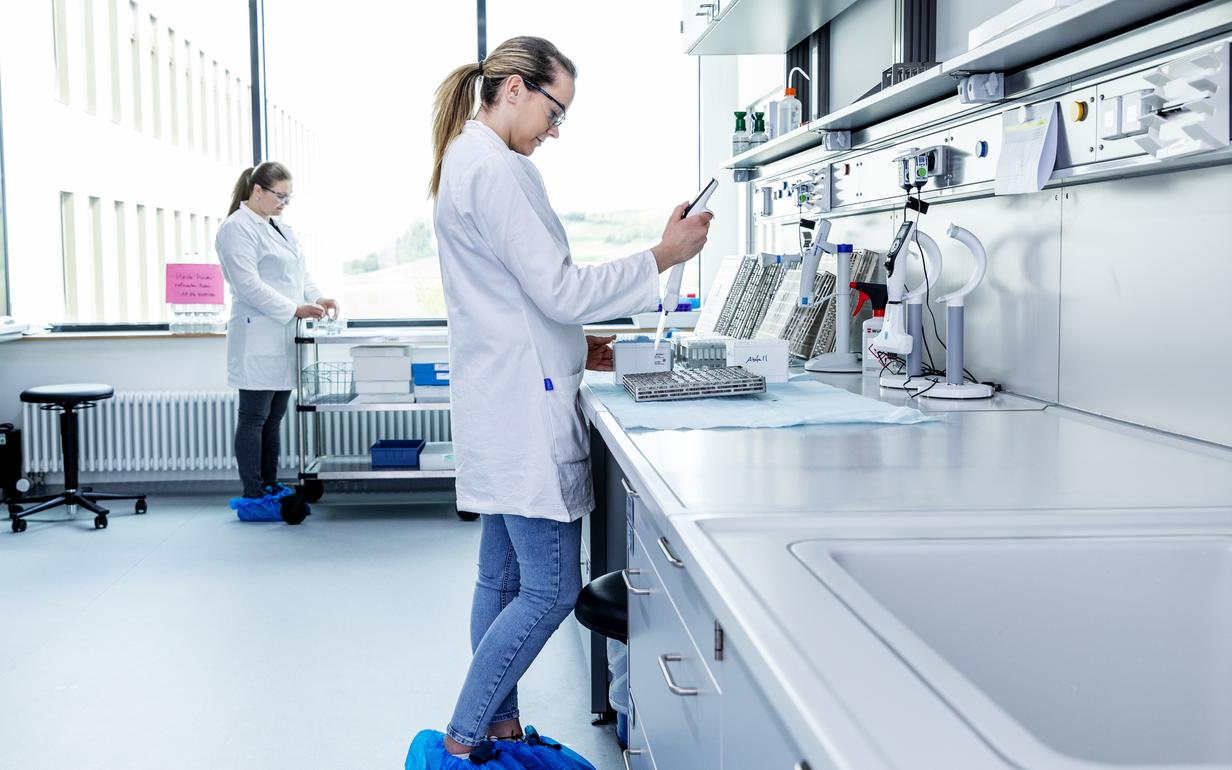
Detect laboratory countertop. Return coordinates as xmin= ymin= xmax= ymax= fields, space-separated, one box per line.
xmin=580 ymin=371 xmax=1232 ymax=516
xmin=579 ymin=370 xmax=1232 ymax=769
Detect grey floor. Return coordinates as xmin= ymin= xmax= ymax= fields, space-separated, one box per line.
xmin=0 ymin=494 xmax=624 ymax=769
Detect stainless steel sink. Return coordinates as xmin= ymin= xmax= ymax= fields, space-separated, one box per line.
xmin=792 ymin=535 xmax=1232 ymax=770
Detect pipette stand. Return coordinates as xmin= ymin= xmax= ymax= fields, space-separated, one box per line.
xmin=805 ymin=243 xmax=861 ymax=373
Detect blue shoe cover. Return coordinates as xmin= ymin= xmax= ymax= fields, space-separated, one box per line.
xmin=503 ymin=726 xmax=595 ymax=770
xmin=405 ymin=730 xmax=527 ymax=769
xmin=229 ymin=486 xmax=294 ymax=522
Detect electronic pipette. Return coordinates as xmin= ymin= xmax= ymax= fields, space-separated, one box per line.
xmin=871 ymin=220 xmax=917 ymax=356
xmin=880 ymin=229 xmax=942 ymax=389
xmin=655 ymin=178 xmax=718 ymax=353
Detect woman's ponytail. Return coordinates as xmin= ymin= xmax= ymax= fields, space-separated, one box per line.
xmin=429 ymin=62 xmax=484 ymax=198
xmin=228 ymin=167 xmax=255 ymax=215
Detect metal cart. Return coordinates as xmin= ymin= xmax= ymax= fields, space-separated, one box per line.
xmin=293 ymin=320 xmax=475 ymax=521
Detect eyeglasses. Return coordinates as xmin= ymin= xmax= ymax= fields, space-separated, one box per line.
xmin=523 ymin=80 xmax=567 ymax=127
xmin=259 ymin=186 xmax=293 ymax=204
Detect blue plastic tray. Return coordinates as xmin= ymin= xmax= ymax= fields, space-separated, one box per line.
xmin=370 ymin=438 xmax=426 ymax=468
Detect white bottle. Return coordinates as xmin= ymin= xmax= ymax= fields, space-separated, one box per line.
xmin=777 ymin=88 xmax=802 ymax=134
xmin=862 ymin=315 xmax=885 ymax=376
xmin=731 ymin=111 xmax=751 ymax=156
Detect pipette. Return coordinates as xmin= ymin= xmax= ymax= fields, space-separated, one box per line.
xmin=655 ymin=178 xmax=718 ymax=353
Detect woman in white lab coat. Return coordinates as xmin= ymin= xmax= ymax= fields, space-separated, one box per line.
xmin=412 ymin=36 xmax=712 ymax=764
xmin=215 ymin=162 xmax=338 ymax=503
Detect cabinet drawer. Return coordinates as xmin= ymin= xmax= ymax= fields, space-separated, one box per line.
xmin=628 ymin=528 xmax=721 ymax=770
xmin=633 ymin=498 xmax=719 ymax=668
xmin=622 ymin=717 xmax=655 ymax=770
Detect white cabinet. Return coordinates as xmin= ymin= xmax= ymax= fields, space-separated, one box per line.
xmin=627 ymin=524 xmax=722 ymax=770
xmin=681 ymin=0 xmax=720 ymax=52
xmin=718 ymin=639 xmax=813 ymax=770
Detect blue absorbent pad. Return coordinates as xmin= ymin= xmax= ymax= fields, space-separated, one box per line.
xmin=405 ymin=731 xmax=525 ymax=769
xmin=229 ymin=485 xmax=294 ymax=522
xmin=587 ymin=378 xmax=938 ymax=430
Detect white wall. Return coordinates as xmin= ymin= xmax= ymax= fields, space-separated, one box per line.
xmin=0 ymin=335 xmax=229 ymax=425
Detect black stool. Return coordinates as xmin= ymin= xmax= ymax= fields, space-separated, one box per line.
xmin=7 ymin=384 xmax=147 ymax=533
xmin=575 ymin=570 xmax=628 ymax=644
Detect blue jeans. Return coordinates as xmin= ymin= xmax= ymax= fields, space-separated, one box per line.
xmin=447 ymin=513 xmax=583 ymax=747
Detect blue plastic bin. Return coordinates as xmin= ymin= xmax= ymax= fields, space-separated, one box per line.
xmin=370 ymin=439 xmax=426 ymax=468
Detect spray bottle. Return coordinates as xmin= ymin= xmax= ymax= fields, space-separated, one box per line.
xmin=851 ymin=282 xmax=889 ymax=376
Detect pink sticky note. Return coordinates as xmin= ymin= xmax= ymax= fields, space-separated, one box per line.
xmin=165 ymin=263 xmax=225 ymax=304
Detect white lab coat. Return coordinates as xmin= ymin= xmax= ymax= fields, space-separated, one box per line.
xmin=435 ymin=120 xmax=660 ymax=522
xmin=216 ymin=202 xmax=323 ymax=391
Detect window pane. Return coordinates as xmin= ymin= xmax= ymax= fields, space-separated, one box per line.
xmin=487 ymin=1 xmax=701 ymax=304
xmin=263 ymin=1 xmax=477 ymax=320
xmin=1 ymin=0 xmax=250 ymax=324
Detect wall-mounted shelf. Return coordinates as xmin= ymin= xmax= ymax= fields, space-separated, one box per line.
xmin=943 ymin=0 xmax=1198 ymax=76
xmin=721 ymin=0 xmax=1211 ymax=172
xmin=725 ymin=66 xmax=953 ymax=170
xmin=687 ymin=0 xmax=859 ymax=55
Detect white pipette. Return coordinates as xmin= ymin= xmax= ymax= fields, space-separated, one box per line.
xmin=655 ymin=178 xmax=718 ymax=353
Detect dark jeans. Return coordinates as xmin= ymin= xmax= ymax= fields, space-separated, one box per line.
xmin=235 ymin=389 xmax=290 ymax=498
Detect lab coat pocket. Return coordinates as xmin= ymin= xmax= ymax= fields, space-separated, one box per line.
xmin=543 ymin=370 xmax=589 ymax=465
xmin=246 ymin=315 xmax=290 ymax=357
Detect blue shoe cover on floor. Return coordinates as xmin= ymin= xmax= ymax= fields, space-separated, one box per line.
xmin=405 ymin=730 xmax=527 ymax=769
xmin=499 ymin=726 xmax=595 ymax=770
xmin=229 ymin=486 xmax=293 ymax=522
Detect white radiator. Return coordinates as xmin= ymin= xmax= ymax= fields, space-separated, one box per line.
xmin=21 ymin=391 xmax=451 ymax=474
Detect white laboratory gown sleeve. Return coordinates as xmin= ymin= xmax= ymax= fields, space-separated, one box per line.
xmin=216 ymin=224 xmax=298 ymax=323
xmin=464 ymin=154 xmax=661 ymax=325
xmin=302 ymin=269 xmax=324 ymax=305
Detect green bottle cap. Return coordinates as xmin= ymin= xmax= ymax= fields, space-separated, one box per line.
xmin=734 ymin=111 xmax=747 ymax=131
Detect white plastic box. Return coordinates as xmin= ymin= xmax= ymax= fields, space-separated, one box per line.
xmin=725 ymin=338 xmax=789 ymax=383
xmin=353 ymin=356 xmax=410 ymax=382
xmin=612 ymin=338 xmax=673 ymax=383
xmin=410 ymin=344 xmax=449 ymax=364
xmin=355 ymin=380 xmax=412 ymax=395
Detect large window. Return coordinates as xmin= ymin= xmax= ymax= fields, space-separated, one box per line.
xmin=262 ymin=1 xmax=478 ymax=320
xmin=0 ymin=1 xmax=700 ymax=324
xmin=0 ymin=0 xmax=251 ymax=324
xmin=264 ymin=0 xmax=698 ymax=320
xmin=487 ymin=1 xmax=701 ymax=302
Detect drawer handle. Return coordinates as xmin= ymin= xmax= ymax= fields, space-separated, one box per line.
xmin=623 ymin=748 xmax=643 ymax=770
xmin=657 ymin=536 xmax=684 ymax=568
xmin=622 ymin=568 xmax=651 ymax=596
xmin=658 ymin=653 xmax=699 ymax=696
xmin=621 ymin=477 xmax=639 ymax=499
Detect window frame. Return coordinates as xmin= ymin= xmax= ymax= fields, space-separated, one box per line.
xmin=21 ymin=0 xmax=690 ymax=331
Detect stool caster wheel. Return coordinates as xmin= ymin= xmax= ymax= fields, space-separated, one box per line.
xmin=457 ymin=510 xmax=480 ymax=522
xmin=11 ymin=518 xmax=27 ymax=533
xmin=301 ymin=480 xmax=325 ymax=503
xmin=135 ymin=499 xmax=148 ymax=515
xmin=94 ymin=515 xmax=108 ymax=529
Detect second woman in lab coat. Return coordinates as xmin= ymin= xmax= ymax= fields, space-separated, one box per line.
xmin=216 ymin=161 xmax=337 ymax=504
xmin=417 ymin=35 xmax=712 ymax=762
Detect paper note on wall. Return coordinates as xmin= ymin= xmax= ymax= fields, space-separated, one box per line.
xmin=995 ymin=102 xmax=1059 ymax=195
xmin=166 ymin=263 xmax=225 ymax=304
